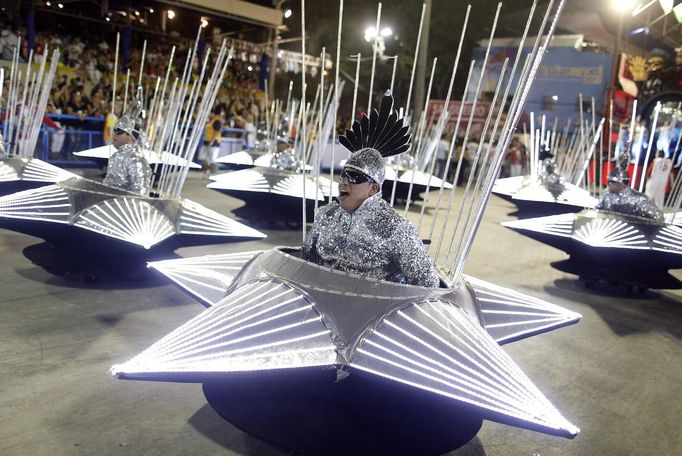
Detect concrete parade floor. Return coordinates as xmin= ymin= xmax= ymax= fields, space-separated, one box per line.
xmin=0 ymin=170 xmax=680 ymax=456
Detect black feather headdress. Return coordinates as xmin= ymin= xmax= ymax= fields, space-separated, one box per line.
xmin=339 ymin=90 xmax=411 ymax=158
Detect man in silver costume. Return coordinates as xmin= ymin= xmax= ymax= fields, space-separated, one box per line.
xmin=538 ymin=157 xmax=565 ymax=199
xmin=303 ymin=92 xmax=440 ymax=288
xmin=596 ymin=156 xmax=664 ymax=222
xmin=103 ymin=89 xmax=151 ymax=195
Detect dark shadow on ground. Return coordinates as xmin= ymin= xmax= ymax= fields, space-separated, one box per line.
xmin=545 ymin=278 xmax=682 ymax=339
xmin=188 ymin=404 xmax=287 ymax=456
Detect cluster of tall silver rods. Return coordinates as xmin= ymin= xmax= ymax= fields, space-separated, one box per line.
xmin=664 ymin=102 xmax=682 ymax=218
xmin=300 ymin=0 xmax=308 ymax=241
xmin=384 ymin=3 xmax=427 ymax=207
xmin=447 ymin=0 xmax=567 ymax=284
xmin=328 ymin=0 xmax=344 ymax=203
xmin=1 ymin=41 xmax=59 ymax=159
xmin=153 ymin=32 xmax=231 ymax=199
xmin=632 ymin=101 xmax=661 ymax=193
xmin=414 ymin=0 xmax=565 ymax=286
xmin=554 ymin=116 xmax=604 ymax=190
xmin=144 ymin=46 xmax=175 ymax=156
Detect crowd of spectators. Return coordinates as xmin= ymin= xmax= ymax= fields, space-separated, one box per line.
xmin=0 ymin=20 xmax=266 ymax=125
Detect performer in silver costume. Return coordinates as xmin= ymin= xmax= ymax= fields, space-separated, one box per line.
xmin=538 ymin=157 xmax=565 ymax=198
xmin=596 ymin=155 xmax=664 ymax=222
xmin=269 ymin=148 xmax=300 ymax=171
xmin=303 ymin=92 xmax=440 ymax=288
xmin=103 ymin=89 xmax=151 ymax=195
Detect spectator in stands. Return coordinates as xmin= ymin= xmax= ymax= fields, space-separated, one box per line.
xmin=200 ymin=107 xmax=225 ymax=177
xmin=0 ymin=28 xmax=18 ymax=60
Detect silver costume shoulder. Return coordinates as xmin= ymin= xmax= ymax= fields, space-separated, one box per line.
xmin=303 ymin=193 xmax=440 ymax=287
xmin=103 ymin=143 xmax=152 ymax=195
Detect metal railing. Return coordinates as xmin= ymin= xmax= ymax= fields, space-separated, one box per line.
xmin=2 ymin=113 xmax=247 ymax=167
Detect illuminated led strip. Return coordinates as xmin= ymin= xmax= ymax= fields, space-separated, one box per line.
xmin=573 ymin=218 xmax=648 ymax=249
xmin=0 ymin=184 xmax=71 ymax=222
xmin=111 ymin=280 xmax=336 ymax=377
xmin=208 ymin=169 xmax=270 ymax=193
xmin=560 ymin=184 xmax=597 ymax=208
xmin=272 ymin=174 xmax=330 ymax=200
xmin=511 ymin=182 xmax=596 ymax=208
xmin=492 ymin=176 xmax=526 ymax=197
xmin=253 ymin=153 xmax=274 ymax=167
xmin=398 ymin=170 xmax=454 ymax=189
xmin=149 ymin=251 xmax=263 ymax=306
xmin=0 ymin=161 xmax=19 ymax=182
xmin=664 ymin=212 xmax=682 ymax=226
xmin=73 ymin=198 xmax=175 ymax=249
xmin=21 ymin=158 xmax=78 ymax=182
xmin=351 ymin=300 xmax=578 ymax=437
xmin=216 ymin=151 xmax=256 ymax=166
xmin=513 ymin=183 xmax=555 ymax=202
xmin=501 ymin=213 xmax=575 ymax=237
xmin=178 ymin=199 xmax=266 ymax=238
xmin=157 ymin=151 xmax=201 ymax=169
xmin=465 ymin=275 xmax=581 ymax=344
xmin=651 ymin=225 xmax=682 ymax=254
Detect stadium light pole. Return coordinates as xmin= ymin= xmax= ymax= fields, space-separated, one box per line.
xmin=268 ymin=0 xmax=286 ymax=99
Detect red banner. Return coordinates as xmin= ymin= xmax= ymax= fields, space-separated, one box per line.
xmin=426 ymin=100 xmax=507 ymax=139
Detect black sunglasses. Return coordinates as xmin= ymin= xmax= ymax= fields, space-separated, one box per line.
xmin=113 ymin=128 xmax=126 ymax=136
xmin=340 ymin=168 xmax=374 ymax=184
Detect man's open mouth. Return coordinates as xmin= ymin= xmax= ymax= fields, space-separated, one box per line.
xmin=339 ymin=190 xmax=349 ymax=198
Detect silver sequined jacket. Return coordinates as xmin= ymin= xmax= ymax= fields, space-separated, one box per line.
xmin=596 ymin=186 xmax=664 ymax=222
xmin=303 ymin=193 xmax=441 ymax=287
xmin=103 ymin=143 xmax=152 ymax=195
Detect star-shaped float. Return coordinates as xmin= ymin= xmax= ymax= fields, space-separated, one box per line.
xmin=0 ymin=157 xmax=79 ymax=195
xmin=503 ymin=209 xmax=682 ymax=289
xmin=0 ymin=177 xmax=265 ymax=275
xmin=73 ymin=145 xmax=202 ymax=169
xmin=112 ymin=247 xmax=580 ymax=453
xmin=493 ymin=175 xmax=597 ymax=216
xmin=216 ymin=149 xmax=305 ymax=169
xmin=208 ymin=166 xmax=337 ymax=224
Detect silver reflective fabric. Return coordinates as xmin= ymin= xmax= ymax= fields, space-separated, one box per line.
xmin=344 ymin=148 xmax=385 ymax=183
xmin=115 ymin=87 xmax=144 ymax=137
xmin=303 ymin=193 xmax=440 ymax=287
xmin=539 ymin=158 xmax=565 ymax=198
xmin=103 ymin=143 xmax=152 ymax=195
xmin=269 ymin=149 xmax=301 ymax=171
xmin=595 ymin=186 xmax=664 ymax=222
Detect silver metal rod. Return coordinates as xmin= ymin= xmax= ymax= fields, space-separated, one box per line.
xmin=416 ymin=6 xmax=470 ymax=233
xmin=138 ymin=39 xmax=147 ymax=87
xmin=448 ymin=58 xmax=509 ymax=272
xmin=577 ymin=118 xmax=605 ymax=187
xmin=350 ymin=53 xmax=361 ymax=123
xmin=441 ymin=2 xmax=503 ymax=264
xmin=367 ymin=2 xmax=382 ymax=112
xmin=451 ymin=0 xmax=565 ymax=285
xmin=150 ymin=45 xmax=176 ymax=187
xmin=404 ymin=57 xmax=438 ymax=215
xmin=637 ymin=102 xmax=661 ymax=193
xmin=329 ymin=0 xmax=344 ymax=204
xmin=315 ymin=47 xmax=326 ymax=214
xmin=606 ymin=98 xmax=614 ymax=178
xmin=109 ymin=32 xmax=120 ymax=157
xmin=431 ymin=60 xmax=476 ymax=257
xmin=301 ymin=0 xmax=308 ymax=242
xmin=389 ymin=55 xmax=398 ymax=93
xmin=405 ymin=3 xmax=426 ymax=117
xmin=123 ymin=69 xmax=131 ymax=112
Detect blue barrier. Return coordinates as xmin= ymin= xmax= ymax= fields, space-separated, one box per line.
xmin=1 ymin=113 xmax=247 ymax=167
